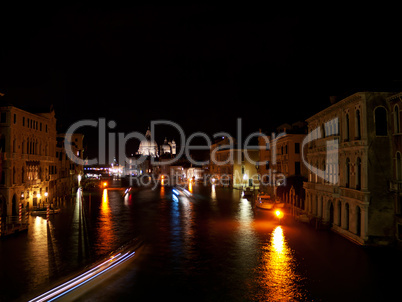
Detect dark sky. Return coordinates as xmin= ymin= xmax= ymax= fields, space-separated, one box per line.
xmin=1 ymin=4 xmax=401 ymax=159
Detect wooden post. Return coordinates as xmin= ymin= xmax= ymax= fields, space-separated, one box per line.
xmin=19 ymin=203 xmax=22 ymax=223
xmin=47 ymin=204 xmax=50 ymax=221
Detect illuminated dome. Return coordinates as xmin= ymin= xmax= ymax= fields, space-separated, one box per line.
xmin=137 ymin=128 xmax=158 ymax=157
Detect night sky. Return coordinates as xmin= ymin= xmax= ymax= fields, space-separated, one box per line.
xmin=1 ymin=4 xmax=401 ymax=160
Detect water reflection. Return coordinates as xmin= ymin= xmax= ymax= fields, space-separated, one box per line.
xmin=27 ymin=216 xmax=49 ymax=289
xmin=181 ymin=196 xmax=194 ymax=257
xmin=96 ymin=189 xmax=114 ymax=254
xmin=211 ymin=185 xmax=216 ymax=200
xmin=234 ymin=198 xmax=258 ymax=277
xmin=258 ymin=225 xmax=305 ymax=301
xmin=272 ymin=226 xmax=284 ymax=253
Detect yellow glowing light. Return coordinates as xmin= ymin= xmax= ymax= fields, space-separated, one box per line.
xmin=275 ymin=210 xmax=284 ymax=219
xmin=102 ymin=189 xmax=108 ymax=203
xmin=103 ymin=182 xmax=107 ymax=187
xmin=272 ymin=226 xmax=284 ymax=253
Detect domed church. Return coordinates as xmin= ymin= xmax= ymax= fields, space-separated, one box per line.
xmin=137 ymin=128 xmax=158 ymax=157
xmin=160 ymin=137 xmax=176 ymax=156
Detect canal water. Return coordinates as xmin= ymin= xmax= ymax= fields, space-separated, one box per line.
xmin=1 ymin=179 xmax=402 ymax=301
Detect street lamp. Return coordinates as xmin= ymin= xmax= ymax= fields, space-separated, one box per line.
xmin=275 ymin=209 xmax=284 ymax=224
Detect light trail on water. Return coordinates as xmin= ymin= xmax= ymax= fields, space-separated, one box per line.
xmin=28 ymin=251 xmax=136 ymax=302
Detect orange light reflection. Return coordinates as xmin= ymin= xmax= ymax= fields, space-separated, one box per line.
xmin=97 ymin=189 xmax=113 ymax=253
xmin=258 ymin=226 xmax=305 ymax=301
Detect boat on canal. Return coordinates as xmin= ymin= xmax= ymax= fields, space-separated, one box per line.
xmin=255 ymin=194 xmax=285 ymax=210
xmin=30 ymin=208 xmax=61 ymax=216
xmin=256 ymin=194 xmax=275 ymax=210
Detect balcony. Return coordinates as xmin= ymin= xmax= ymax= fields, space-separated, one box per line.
xmin=26 ymin=179 xmax=41 ymax=186
xmin=304 ymin=182 xmax=340 ymax=194
xmin=339 ymin=187 xmax=368 ymax=202
xmin=307 ymin=136 xmax=340 ymax=154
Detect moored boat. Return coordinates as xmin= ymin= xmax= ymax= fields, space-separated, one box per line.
xmin=256 ymin=194 xmax=275 ymax=210
xmin=30 ymin=208 xmax=61 ymax=216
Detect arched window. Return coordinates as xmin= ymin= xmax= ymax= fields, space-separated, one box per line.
xmin=345 ymin=113 xmax=350 ymax=141
xmin=355 ymin=109 xmax=361 ymax=139
xmin=345 ymin=158 xmax=350 ymax=188
xmin=356 ymin=206 xmax=361 ymax=236
xmin=394 ymin=105 xmax=400 ymax=134
xmin=345 ymin=202 xmax=350 ymax=230
xmin=397 ymin=152 xmax=402 ymax=181
xmin=374 ymin=107 xmax=388 ymax=136
xmin=356 ymin=157 xmax=362 ymax=190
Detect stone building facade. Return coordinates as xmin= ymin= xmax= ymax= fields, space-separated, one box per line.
xmin=388 ymin=92 xmax=402 ymax=244
xmin=0 ymin=103 xmax=83 ymax=223
xmin=258 ymin=123 xmax=307 ymax=204
xmin=210 ymin=137 xmax=259 ymax=188
xmin=0 ymin=105 xmax=57 ymax=216
xmin=303 ymin=92 xmax=396 ymax=245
